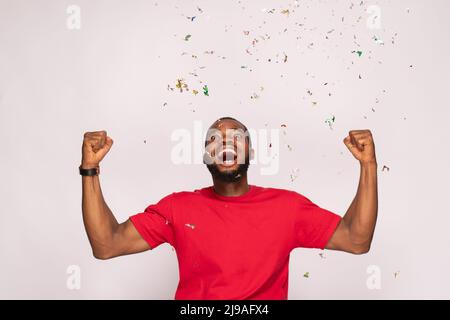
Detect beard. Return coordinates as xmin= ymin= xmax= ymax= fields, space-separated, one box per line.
xmin=206 ymin=157 xmax=250 ymax=183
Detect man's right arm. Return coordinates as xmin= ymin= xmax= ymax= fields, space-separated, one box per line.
xmin=81 ymin=131 xmax=150 ymax=260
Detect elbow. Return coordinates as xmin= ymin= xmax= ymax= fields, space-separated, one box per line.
xmin=350 ymin=244 xmax=371 ymax=255
xmin=92 ymin=248 xmax=115 ymax=260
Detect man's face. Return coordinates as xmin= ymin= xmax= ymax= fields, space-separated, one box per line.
xmin=204 ymin=119 xmax=251 ymax=182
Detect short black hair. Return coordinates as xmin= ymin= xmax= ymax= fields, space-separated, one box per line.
xmin=205 ymin=117 xmax=252 ymax=147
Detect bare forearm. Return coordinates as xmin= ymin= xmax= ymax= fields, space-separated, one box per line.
xmin=343 ymin=161 xmax=378 ymax=246
xmin=82 ymin=175 xmax=119 ymax=255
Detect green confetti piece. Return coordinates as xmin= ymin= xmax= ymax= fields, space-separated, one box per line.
xmin=325 ymin=115 xmax=336 ymax=129
xmin=352 ymin=50 xmax=363 ymax=57
xmin=203 ymin=85 xmax=209 ymax=96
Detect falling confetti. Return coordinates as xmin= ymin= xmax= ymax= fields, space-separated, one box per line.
xmin=382 ymin=165 xmax=390 ymax=172
xmin=290 ymin=168 xmax=300 ymax=182
xmin=184 ymin=34 xmax=192 ymax=41
xmin=303 ymin=272 xmax=310 ymax=278
xmin=394 ymin=271 xmax=400 ymax=279
xmin=192 ymin=89 xmax=199 ymax=95
xmin=176 ymin=79 xmax=188 ymax=92
xmin=325 ymin=115 xmax=336 ymax=130
xmin=319 ymin=252 xmax=326 ymax=259
xmin=185 ymin=223 xmax=195 ymax=229
xmin=352 ymin=50 xmax=363 ymax=57
xmin=372 ymin=36 xmax=385 ymax=45
xmin=202 ymin=85 xmax=209 ymax=96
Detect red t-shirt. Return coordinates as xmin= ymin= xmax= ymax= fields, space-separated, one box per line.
xmin=129 ymin=185 xmax=341 ymax=300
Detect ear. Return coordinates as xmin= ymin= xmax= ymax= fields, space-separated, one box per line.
xmin=203 ymin=151 xmax=213 ymax=164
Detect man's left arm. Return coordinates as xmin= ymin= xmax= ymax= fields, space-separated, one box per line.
xmin=325 ymin=129 xmax=378 ymax=254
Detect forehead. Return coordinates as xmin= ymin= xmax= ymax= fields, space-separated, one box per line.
xmin=209 ymin=119 xmax=246 ymax=131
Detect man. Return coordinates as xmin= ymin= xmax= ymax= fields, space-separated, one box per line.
xmin=80 ymin=117 xmax=378 ymax=299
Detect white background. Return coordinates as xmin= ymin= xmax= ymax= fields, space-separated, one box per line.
xmin=1 ymin=0 xmax=449 ymax=299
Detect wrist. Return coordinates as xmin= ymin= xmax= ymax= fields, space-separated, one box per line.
xmin=359 ymin=160 xmax=377 ymax=167
xmin=81 ymin=162 xmax=99 ymax=169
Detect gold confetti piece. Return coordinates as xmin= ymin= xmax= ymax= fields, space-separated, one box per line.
xmin=281 ymin=9 xmax=290 ymax=16
xmin=192 ymin=89 xmax=199 ymax=95
xmin=176 ymin=79 xmax=188 ymax=92
xmin=303 ymin=272 xmax=310 ymax=278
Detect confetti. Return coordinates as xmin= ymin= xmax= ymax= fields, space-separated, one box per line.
xmin=325 ymin=115 xmax=336 ymax=130
xmin=352 ymin=50 xmax=363 ymax=57
xmin=372 ymin=35 xmax=385 ymax=45
xmin=283 ymin=52 xmax=288 ymax=63
xmin=192 ymin=89 xmax=199 ymax=95
xmin=202 ymin=85 xmax=209 ymax=96
xmin=176 ymin=79 xmax=188 ymax=92
xmin=290 ymin=168 xmax=300 ymax=182
xmin=303 ymin=272 xmax=310 ymax=278
xmin=184 ymin=34 xmax=192 ymax=41
xmin=281 ymin=9 xmax=290 ymax=16
xmin=394 ymin=271 xmax=400 ymax=279
xmin=185 ymin=223 xmax=195 ymax=229
xmin=382 ymin=165 xmax=390 ymax=172
xmin=319 ymin=252 xmax=326 ymax=259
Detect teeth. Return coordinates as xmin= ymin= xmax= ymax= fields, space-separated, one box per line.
xmin=219 ymin=148 xmax=237 ymax=157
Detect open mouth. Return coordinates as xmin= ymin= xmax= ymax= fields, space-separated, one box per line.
xmin=218 ymin=148 xmax=237 ymax=166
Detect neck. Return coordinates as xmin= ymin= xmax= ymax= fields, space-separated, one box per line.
xmin=212 ymin=174 xmax=250 ymax=197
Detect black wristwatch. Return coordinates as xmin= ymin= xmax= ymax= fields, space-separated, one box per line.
xmin=79 ymin=165 xmax=100 ymax=176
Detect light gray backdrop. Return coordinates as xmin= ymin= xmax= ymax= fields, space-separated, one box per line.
xmin=1 ymin=0 xmax=449 ymax=299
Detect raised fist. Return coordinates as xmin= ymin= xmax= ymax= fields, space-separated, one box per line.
xmin=343 ymin=129 xmax=376 ymax=164
xmin=81 ymin=130 xmax=113 ymax=168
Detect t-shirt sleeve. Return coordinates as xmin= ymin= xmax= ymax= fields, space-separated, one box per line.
xmin=129 ymin=194 xmax=175 ymax=250
xmin=292 ymin=192 xmax=342 ymax=249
